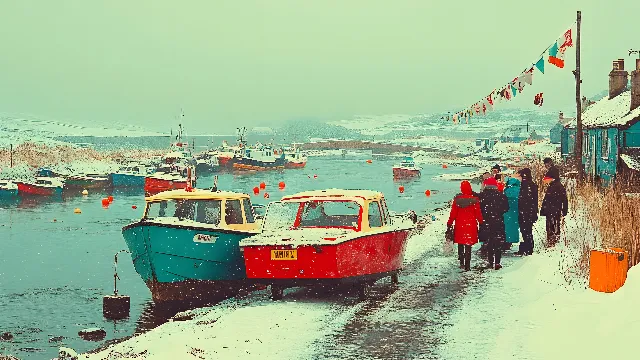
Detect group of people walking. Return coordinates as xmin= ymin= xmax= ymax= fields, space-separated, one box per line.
xmin=446 ymin=158 xmax=569 ymax=271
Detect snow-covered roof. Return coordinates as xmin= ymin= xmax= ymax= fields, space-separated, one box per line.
xmin=281 ymin=189 xmax=383 ymax=202
xmin=621 ymin=154 xmax=640 ymax=171
xmin=582 ymin=91 xmax=640 ymax=128
xmin=145 ymin=189 xmax=250 ymax=202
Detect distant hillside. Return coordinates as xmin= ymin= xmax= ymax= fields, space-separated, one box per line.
xmin=274 ymin=117 xmax=366 ymax=142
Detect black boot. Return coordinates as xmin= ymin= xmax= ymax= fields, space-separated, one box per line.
xmin=464 ymin=245 xmax=472 ymax=271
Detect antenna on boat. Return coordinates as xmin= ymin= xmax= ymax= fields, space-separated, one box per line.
xmin=211 ymin=175 xmax=218 ymax=192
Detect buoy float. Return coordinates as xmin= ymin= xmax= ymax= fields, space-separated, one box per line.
xmin=278 ymin=181 xmax=286 ymax=189
xmin=442 ymin=164 xmax=448 ymax=169
xmin=253 ymin=187 xmax=260 ymax=195
xmin=107 ymin=196 xmax=114 ymax=203
xmin=264 ymin=192 xmax=270 ymax=199
xmin=425 ymin=190 xmax=431 ymax=197
xmin=132 ymin=205 xmax=137 ymax=209
xmin=74 ymin=208 xmax=82 ymax=214
xmin=101 ymin=198 xmax=110 ymax=206
xmin=313 ymin=174 xmax=318 ymax=179
xmin=399 ymin=186 xmax=404 ymax=193
xmin=259 ymin=182 xmax=266 ymax=190
xmin=366 ymin=159 xmax=372 ymax=163
xmin=53 ymin=219 xmax=57 ymax=222
xmin=81 ymin=189 xmax=88 ymax=196
xmin=103 ymin=295 xmax=130 ymax=320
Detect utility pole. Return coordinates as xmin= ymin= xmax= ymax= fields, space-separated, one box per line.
xmin=574 ymin=10 xmax=584 ymax=184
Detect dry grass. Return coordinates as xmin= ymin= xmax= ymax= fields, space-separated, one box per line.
xmin=0 ymin=142 xmax=165 ymax=169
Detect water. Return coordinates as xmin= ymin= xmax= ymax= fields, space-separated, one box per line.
xmin=54 ymin=135 xmax=279 ymax=151
xmin=0 ymin=155 xmax=473 ymax=359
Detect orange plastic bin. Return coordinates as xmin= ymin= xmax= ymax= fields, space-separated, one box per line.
xmin=589 ymin=248 xmax=629 ymax=293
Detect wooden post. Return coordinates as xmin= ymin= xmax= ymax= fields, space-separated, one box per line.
xmin=10 ymin=144 xmax=13 ymax=168
xmin=575 ymin=10 xmax=584 ymax=184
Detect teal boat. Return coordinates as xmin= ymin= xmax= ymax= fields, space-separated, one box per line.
xmin=122 ymin=188 xmax=261 ymax=302
xmin=110 ymin=164 xmax=150 ymax=188
xmin=0 ymin=180 xmax=18 ymax=197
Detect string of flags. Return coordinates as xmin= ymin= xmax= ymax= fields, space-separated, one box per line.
xmin=442 ymin=21 xmax=576 ymax=123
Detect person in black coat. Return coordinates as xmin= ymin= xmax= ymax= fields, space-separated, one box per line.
xmin=515 ymin=168 xmax=539 ymax=256
xmin=540 ymin=167 xmax=568 ymax=247
xmin=478 ymin=177 xmax=509 ymax=269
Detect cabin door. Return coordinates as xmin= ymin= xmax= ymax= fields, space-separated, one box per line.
xmin=591 ymin=134 xmax=597 ymax=179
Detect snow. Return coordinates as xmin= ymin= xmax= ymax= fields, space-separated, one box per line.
xmin=620 ymin=153 xmax=640 ymax=171
xmin=436 ymin=208 xmax=640 ymax=360
xmin=582 ymin=90 xmax=640 ymax=128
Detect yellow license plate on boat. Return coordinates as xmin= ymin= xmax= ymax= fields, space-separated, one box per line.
xmin=271 ymin=249 xmax=297 ymax=260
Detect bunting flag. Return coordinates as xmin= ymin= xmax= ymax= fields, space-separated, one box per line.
xmin=535 ymin=57 xmax=545 ymax=74
xmin=548 ymin=41 xmax=564 ymax=68
xmin=523 ymin=68 xmax=534 ymax=85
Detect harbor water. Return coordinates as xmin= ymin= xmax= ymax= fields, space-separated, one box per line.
xmin=0 ymin=153 xmax=472 ymax=359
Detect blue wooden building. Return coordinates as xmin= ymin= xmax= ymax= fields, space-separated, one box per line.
xmin=581 ymin=58 xmax=640 ymax=186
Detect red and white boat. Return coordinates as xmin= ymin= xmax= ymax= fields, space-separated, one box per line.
xmin=144 ymin=165 xmax=194 ymax=196
xmin=392 ymin=156 xmax=421 ymax=178
xmin=16 ymin=177 xmax=64 ymax=196
xmin=239 ymin=189 xmax=417 ymax=300
xmin=284 ymin=145 xmax=307 ymax=169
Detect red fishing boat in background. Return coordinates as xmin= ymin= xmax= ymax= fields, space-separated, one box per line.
xmin=144 ymin=165 xmax=194 ymax=196
xmin=392 ymin=156 xmax=421 ymax=179
xmin=15 ymin=177 xmax=64 ymax=196
xmin=239 ymin=189 xmax=417 ymax=300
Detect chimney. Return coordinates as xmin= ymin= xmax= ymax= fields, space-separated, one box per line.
xmin=631 ymin=58 xmax=640 ymax=111
xmin=559 ymin=111 xmax=564 ymax=120
xmin=609 ymin=59 xmax=629 ymax=99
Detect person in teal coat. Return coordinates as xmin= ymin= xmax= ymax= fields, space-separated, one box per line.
xmin=503 ymin=176 xmax=521 ymax=249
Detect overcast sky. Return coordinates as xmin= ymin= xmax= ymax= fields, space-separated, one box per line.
xmin=0 ymin=1 xmax=636 ymax=133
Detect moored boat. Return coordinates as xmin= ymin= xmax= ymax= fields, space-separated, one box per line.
xmin=239 ymin=189 xmax=417 ymax=300
xmin=232 ymin=146 xmax=286 ymax=171
xmin=16 ymin=177 xmax=64 ymax=196
xmin=0 ymin=180 xmax=18 ymax=197
xmin=110 ymin=165 xmax=150 ymax=187
xmin=284 ymin=145 xmax=307 ymax=169
xmin=392 ymin=157 xmax=421 ymax=178
xmin=64 ymin=174 xmax=111 ymax=190
xmin=144 ymin=165 xmax=195 ymax=196
xmin=195 ymin=151 xmax=221 ymax=175
xmin=121 ymin=188 xmax=261 ymax=302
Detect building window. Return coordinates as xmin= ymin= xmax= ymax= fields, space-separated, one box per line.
xmin=602 ymin=130 xmax=609 ymax=159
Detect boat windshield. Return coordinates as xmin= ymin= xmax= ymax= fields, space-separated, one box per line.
xmin=264 ymin=200 xmax=361 ymax=230
xmin=146 ymin=199 xmax=224 ymax=225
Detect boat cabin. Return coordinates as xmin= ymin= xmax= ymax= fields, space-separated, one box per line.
xmin=35 ymin=177 xmax=64 ymax=187
xmin=142 ymin=189 xmax=260 ymax=231
xmin=265 ymin=189 xmax=392 ymax=232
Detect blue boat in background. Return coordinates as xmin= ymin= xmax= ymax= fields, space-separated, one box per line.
xmin=0 ymin=180 xmax=18 ymax=197
xmin=121 ymin=188 xmax=261 ymax=302
xmin=110 ymin=164 xmax=151 ymax=187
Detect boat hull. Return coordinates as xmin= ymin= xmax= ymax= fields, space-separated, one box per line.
xmin=111 ymin=173 xmax=146 ymax=188
xmin=242 ymin=229 xmax=411 ymax=285
xmin=122 ymin=222 xmax=255 ymax=302
xmin=285 ymin=161 xmax=306 ymax=169
xmin=0 ymin=189 xmax=18 ymax=197
xmin=218 ymin=156 xmax=233 ymax=168
xmin=393 ymin=168 xmax=421 ymax=178
xmin=195 ymin=163 xmax=219 ymax=175
xmin=16 ymin=183 xmax=62 ymax=196
xmin=232 ymin=157 xmax=286 ymax=171
xmin=65 ymin=178 xmax=111 ymax=190
xmin=144 ymin=177 xmax=188 ymax=195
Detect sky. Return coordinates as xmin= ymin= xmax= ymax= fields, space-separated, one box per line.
xmin=0 ymin=0 xmax=637 ymax=134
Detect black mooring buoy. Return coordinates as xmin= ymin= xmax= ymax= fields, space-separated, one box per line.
xmin=103 ymin=250 xmax=131 ymax=319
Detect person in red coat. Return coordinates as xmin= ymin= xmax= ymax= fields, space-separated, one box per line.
xmin=447 ymin=180 xmax=484 ymax=271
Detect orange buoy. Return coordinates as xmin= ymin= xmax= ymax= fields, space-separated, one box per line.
xmin=107 ymin=196 xmax=114 ymax=203
xmin=259 ymin=182 xmax=266 ymax=190
xmin=74 ymin=208 xmax=82 ymax=214
xmin=101 ymin=198 xmax=110 ymax=206
xmin=399 ymin=186 xmax=404 ymax=193
xmin=442 ymin=164 xmax=448 ymax=169
xmin=425 ymin=190 xmax=431 ymax=197
xmin=132 ymin=205 xmax=137 ymax=209
xmin=253 ymin=187 xmax=260 ymax=195
xmin=278 ymin=181 xmax=286 ymax=189
xmin=264 ymin=192 xmax=270 ymax=199
xmin=366 ymin=159 xmax=372 ymax=163
xmin=589 ymin=248 xmax=629 ymax=293
xmin=313 ymin=174 xmax=317 ymax=179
